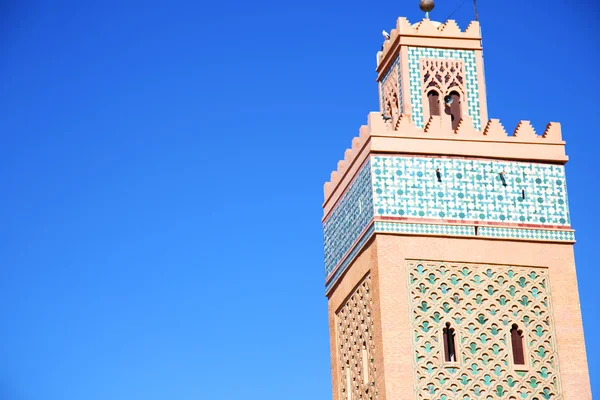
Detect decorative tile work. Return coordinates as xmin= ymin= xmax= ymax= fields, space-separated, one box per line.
xmin=323 ymin=161 xmax=374 ymax=277
xmin=375 ymin=221 xmax=475 ymax=236
xmin=397 ymin=58 xmax=404 ymax=115
xmin=325 ymin=223 xmax=375 ymax=293
xmin=478 ymin=226 xmax=575 ymax=242
xmin=371 ymin=156 xmax=570 ymax=227
xmin=323 ymin=155 xmax=573 ymax=289
xmin=407 ymin=260 xmax=563 ymax=399
xmin=407 ymin=47 xmax=481 ymax=129
xmin=336 ymin=275 xmax=378 ymax=399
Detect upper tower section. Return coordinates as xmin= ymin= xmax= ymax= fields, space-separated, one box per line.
xmin=322 ymin=10 xmax=569 ymax=293
xmin=376 ymin=16 xmax=487 ymax=131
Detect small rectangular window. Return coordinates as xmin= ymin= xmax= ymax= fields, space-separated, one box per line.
xmin=443 ymin=322 xmax=456 ymax=362
xmin=511 ymin=324 xmax=525 ymax=365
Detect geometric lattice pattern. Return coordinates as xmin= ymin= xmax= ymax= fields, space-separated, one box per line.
xmin=421 ymin=58 xmax=465 ymax=96
xmin=336 ymin=275 xmax=378 ymax=400
xmin=323 ymin=161 xmax=374 ymax=277
xmin=407 ymin=260 xmax=562 ymax=399
xmin=380 ymin=55 xmax=403 ymax=115
xmin=371 ymin=156 xmax=570 ymax=226
xmin=408 ymin=47 xmax=481 ymax=129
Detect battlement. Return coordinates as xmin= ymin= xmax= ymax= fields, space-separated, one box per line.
xmin=377 ymin=17 xmax=482 ymax=76
xmin=323 ymin=113 xmax=566 ymax=216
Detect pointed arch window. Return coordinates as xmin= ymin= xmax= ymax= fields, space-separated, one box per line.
xmin=361 ymin=341 xmax=369 ymax=386
xmin=443 ymin=322 xmax=456 ymax=362
xmin=345 ymin=361 xmax=352 ymax=399
xmin=444 ymin=90 xmax=462 ymax=130
xmin=510 ymin=324 xmax=525 ymax=365
xmin=427 ymin=90 xmax=441 ymax=116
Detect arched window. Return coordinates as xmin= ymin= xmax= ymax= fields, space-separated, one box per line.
xmin=510 ymin=324 xmax=525 ymax=365
xmin=361 ymin=341 xmax=369 ymax=385
xmin=443 ymin=322 xmax=456 ymax=362
xmin=444 ymin=90 xmax=462 ymax=130
xmin=427 ymin=90 xmax=441 ymax=117
xmin=345 ymin=361 xmax=352 ymax=399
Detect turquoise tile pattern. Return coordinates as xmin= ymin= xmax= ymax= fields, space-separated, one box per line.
xmin=478 ymin=226 xmax=575 ymax=241
xmin=323 ymin=156 xmax=573 ymax=289
xmin=325 ymin=224 xmax=375 ymax=293
xmin=371 ymin=156 xmax=570 ymax=226
xmin=375 ymin=221 xmax=474 ymax=236
xmin=323 ymin=161 xmax=374 ymax=277
xmin=407 ymin=47 xmax=481 ymax=129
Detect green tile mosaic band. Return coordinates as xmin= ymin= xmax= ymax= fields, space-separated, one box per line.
xmin=323 ymin=161 xmax=373 ymax=277
xmin=325 ymin=224 xmax=375 ymax=293
xmin=375 ymin=221 xmax=475 ymax=236
xmin=478 ymin=226 xmax=575 ymax=242
xmin=371 ymin=156 xmax=570 ymax=227
xmin=324 ymin=155 xmax=573 ymax=287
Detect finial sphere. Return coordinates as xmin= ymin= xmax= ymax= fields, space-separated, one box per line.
xmin=419 ymin=0 xmax=435 ymax=12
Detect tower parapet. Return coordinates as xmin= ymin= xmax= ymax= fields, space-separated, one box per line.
xmin=377 ymin=17 xmax=481 ymax=69
xmin=323 ymin=114 xmax=565 ymax=207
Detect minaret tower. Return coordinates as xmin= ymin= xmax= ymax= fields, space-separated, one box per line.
xmin=321 ymin=4 xmax=591 ymax=399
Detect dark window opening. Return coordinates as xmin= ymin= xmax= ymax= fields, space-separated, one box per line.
xmin=510 ymin=324 xmax=525 ymax=365
xmin=428 ymin=90 xmax=441 ymax=117
xmin=443 ymin=322 xmax=456 ymax=362
xmin=444 ymin=91 xmax=462 ymax=130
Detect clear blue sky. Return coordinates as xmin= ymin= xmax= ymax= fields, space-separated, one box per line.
xmin=1 ymin=1 xmax=598 ymax=399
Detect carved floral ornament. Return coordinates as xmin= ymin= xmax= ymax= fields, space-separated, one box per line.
xmin=382 ymin=65 xmax=400 ymax=126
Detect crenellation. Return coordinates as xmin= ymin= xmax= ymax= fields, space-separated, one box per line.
xmin=454 ymin=115 xmax=479 ymax=137
xmin=337 ymin=159 xmax=347 ymax=177
xmin=482 ymin=118 xmax=509 ymax=137
xmin=513 ymin=120 xmax=537 ymax=139
xmin=378 ymin=17 xmax=482 ymax=72
xmin=395 ymin=15 xmax=414 ymax=35
xmin=423 ymin=114 xmax=453 ymax=134
xmin=438 ymin=19 xmax=462 ymax=34
xmin=411 ymin=18 xmax=440 ymax=36
xmin=464 ymin=20 xmax=481 ymax=36
xmin=543 ymin=122 xmax=562 ymax=140
xmin=393 ymin=113 xmax=420 ymax=134
xmin=324 ymin=114 xmax=567 ymax=204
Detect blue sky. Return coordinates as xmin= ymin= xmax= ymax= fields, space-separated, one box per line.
xmin=1 ymin=1 xmax=598 ymax=399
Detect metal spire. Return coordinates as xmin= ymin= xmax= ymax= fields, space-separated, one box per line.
xmin=419 ymin=0 xmax=435 ymax=19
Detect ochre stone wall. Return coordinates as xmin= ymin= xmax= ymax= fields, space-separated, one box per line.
xmin=372 ymin=234 xmax=591 ymax=400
